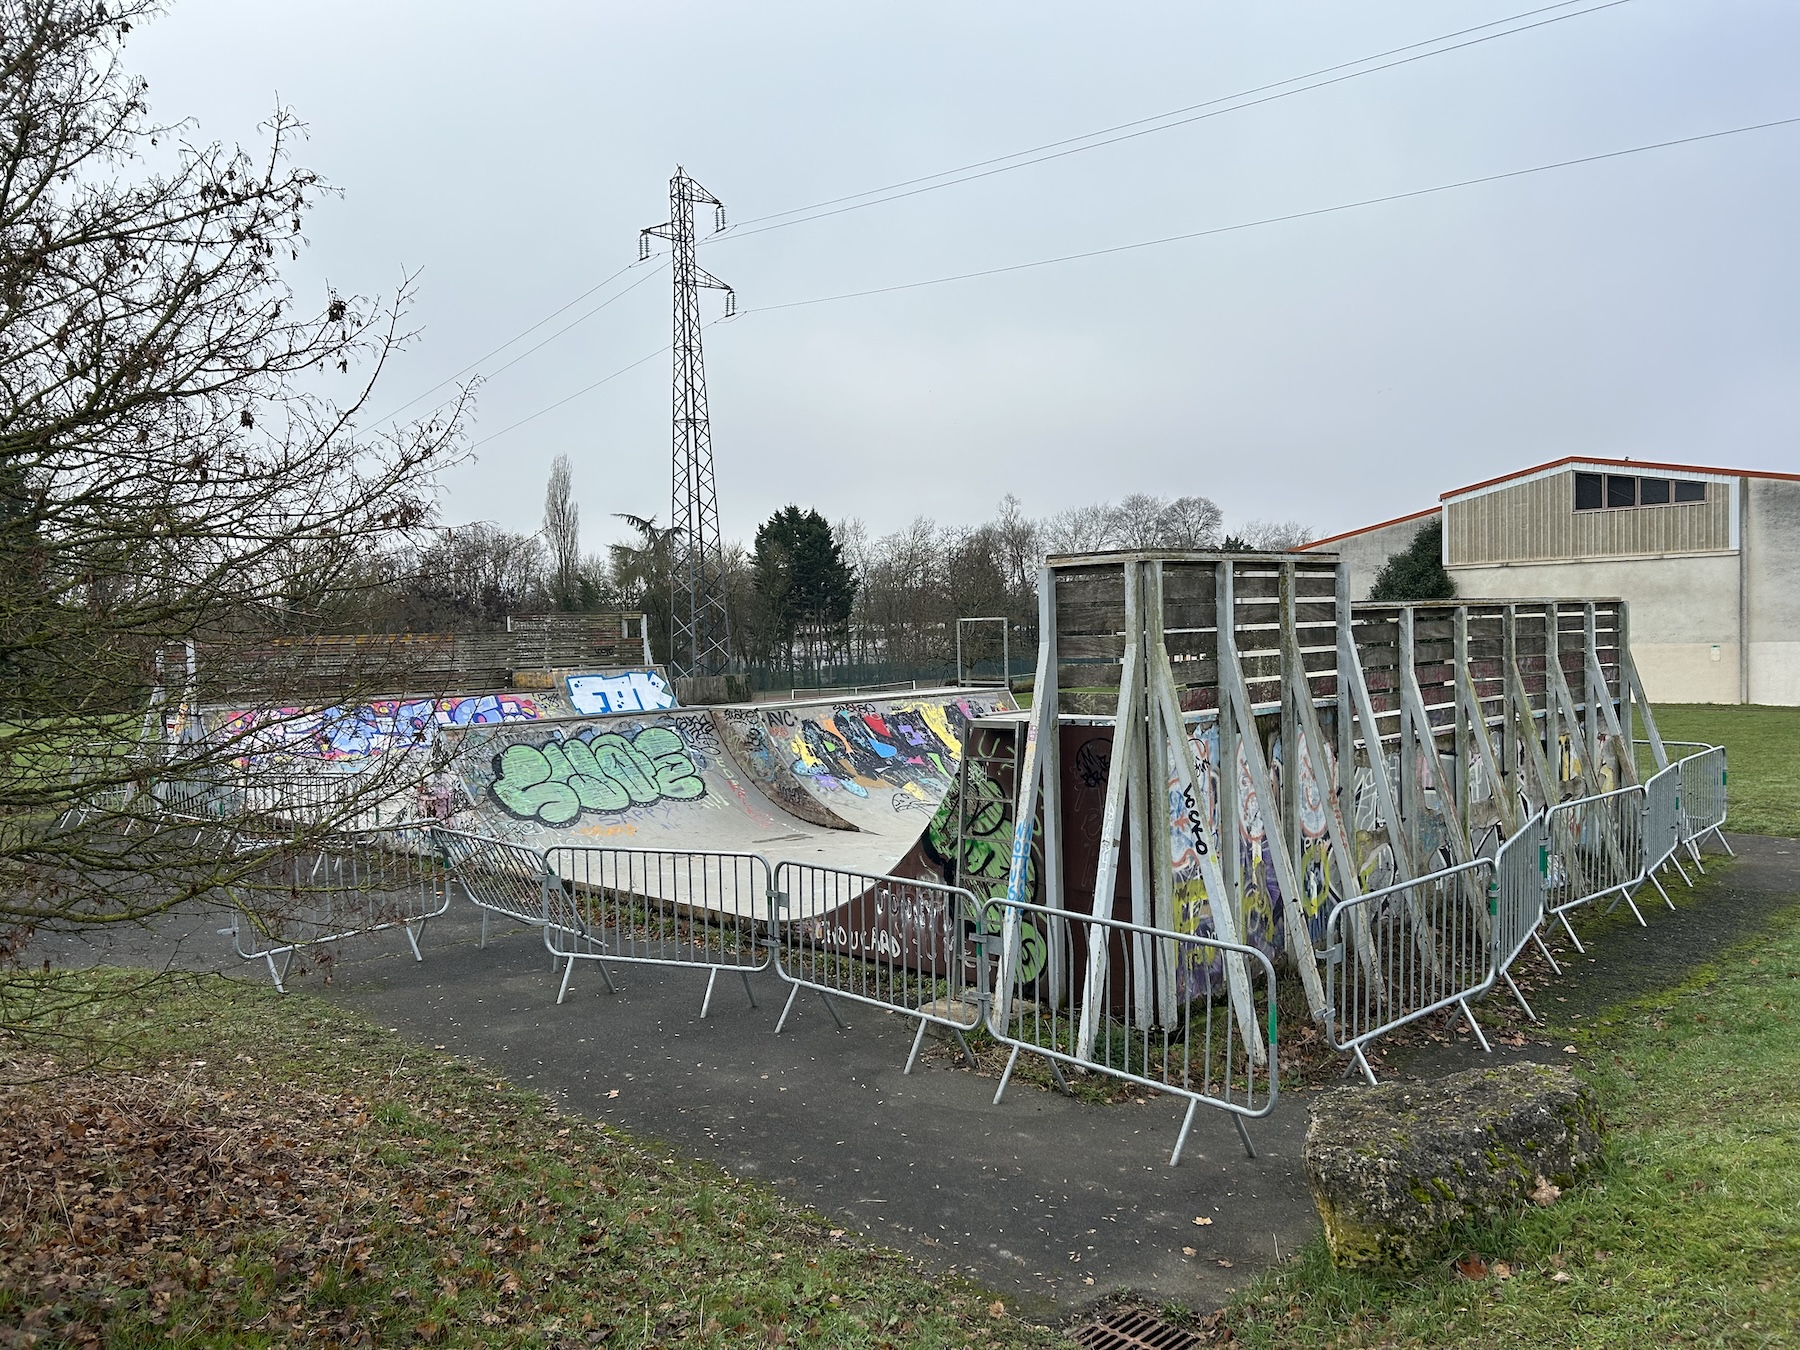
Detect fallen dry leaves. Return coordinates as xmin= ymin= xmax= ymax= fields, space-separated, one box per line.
xmin=0 ymin=1054 xmax=379 ymax=1346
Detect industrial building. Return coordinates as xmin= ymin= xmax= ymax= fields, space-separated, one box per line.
xmin=1301 ymin=456 xmax=1800 ymax=705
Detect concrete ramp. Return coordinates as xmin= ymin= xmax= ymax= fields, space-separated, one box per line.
xmin=712 ymin=690 xmax=1016 ymax=842
xmin=437 ymin=688 xmax=1015 ymax=882
xmin=437 ymin=708 xmax=888 ymax=879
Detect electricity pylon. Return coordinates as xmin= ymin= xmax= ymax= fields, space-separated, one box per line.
xmin=640 ymin=168 xmax=736 ymax=679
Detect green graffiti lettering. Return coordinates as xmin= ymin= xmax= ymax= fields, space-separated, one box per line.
xmin=977 ymin=900 xmax=1047 ymax=984
xmin=488 ymin=726 xmax=707 ymax=825
xmin=636 ymin=725 xmax=706 ymax=800
xmin=490 ymin=744 xmax=581 ymax=826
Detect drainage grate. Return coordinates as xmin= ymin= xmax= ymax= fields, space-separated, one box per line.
xmin=1070 ymin=1305 xmax=1201 ymax=1350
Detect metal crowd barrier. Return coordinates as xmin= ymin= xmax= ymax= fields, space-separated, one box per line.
xmin=1642 ymin=760 xmax=1688 ymax=897
xmin=985 ymin=899 xmax=1277 ymax=1163
xmin=1675 ymin=744 xmax=1732 ymax=863
xmin=770 ymin=861 xmax=985 ymax=1075
xmin=1492 ymin=816 xmax=1552 ymax=1015
xmin=222 ymin=824 xmax=450 ymax=992
xmin=430 ymin=827 xmax=558 ymax=947
xmin=1544 ymin=784 xmax=1655 ymax=950
xmin=542 ymin=847 xmax=772 ymax=1011
xmin=57 ymin=745 xmax=142 ymax=829
xmin=1324 ymin=856 xmax=1497 ymax=1085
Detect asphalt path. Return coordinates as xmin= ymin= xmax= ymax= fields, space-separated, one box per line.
xmin=25 ymin=831 xmax=1797 ymax=1320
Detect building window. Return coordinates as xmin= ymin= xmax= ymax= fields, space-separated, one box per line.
xmin=1573 ymin=471 xmax=1707 ymax=511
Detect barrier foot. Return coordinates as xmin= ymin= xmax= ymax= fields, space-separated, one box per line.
xmin=480 ymin=909 xmax=489 ymax=950
xmin=1530 ymin=929 xmax=1563 ymax=977
xmin=404 ymin=921 xmax=425 ymax=962
xmin=1623 ymin=890 xmax=1649 ymax=928
xmin=1683 ymin=840 xmax=1707 ymax=875
xmin=953 ymin=1028 xmax=977 ymax=1070
xmin=1649 ymin=872 xmax=1676 ymax=911
xmin=1670 ymin=853 xmax=1694 ymax=887
xmin=1460 ymin=998 xmax=1492 ymax=1054
xmin=1352 ymin=1045 xmax=1378 ymax=1086
xmin=819 ymin=990 xmax=848 ymax=1030
xmin=1503 ymin=970 xmax=1538 ymax=1023
xmin=741 ymin=970 xmax=758 ymax=1009
xmin=1232 ymin=1112 xmax=1257 ymax=1162
xmin=701 ymin=968 xmax=719 ymax=1019
xmin=904 ymin=1018 xmax=929 ymax=1075
xmin=1047 ymin=1058 xmax=1074 ymax=1098
xmin=1714 ymin=829 xmax=1736 ymax=858
xmin=265 ymin=950 xmax=289 ymax=995
xmin=1556 ymin=911 xmax=1586 ymax=954
xmin=775 ymin=983 xmax=801 ymax=1034
xmin=993 ymin=1045 xmax=1022 ymax=1105
xmin=598 ymin=961 xmax=619 ymax=995
xmin=1171 ymin=1098 xmax=1199 ymax=1167
xmin=556 ymin=956 xmax=578 ymax=1006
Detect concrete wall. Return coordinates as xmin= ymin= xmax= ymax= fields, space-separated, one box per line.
xmin=1306 ymin=512 xmax=1435 ymax=600
xmin=1747 ymin=477 xmax=1800 ymax=705
xmin=1449 ymin=554 xmax=1742 ymax=703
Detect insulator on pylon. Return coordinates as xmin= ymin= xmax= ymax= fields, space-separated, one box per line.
xmin=723 ymin=291 xmax=737 ymax=318
xmin=714 ymin=205 xmax=727 ymax=233
xmin=638 ymin=233 xmax=651 ymax=262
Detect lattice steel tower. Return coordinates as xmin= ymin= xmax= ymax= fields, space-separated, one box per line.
xmin=640 ymin=167 xmax=736 ymax=678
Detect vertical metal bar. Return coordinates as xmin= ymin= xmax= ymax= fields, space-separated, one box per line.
xmin=1142 ymin=562 xmax=1177 ymax=1026
xmin=1216 ymin=561 xmax=1241 ymax=951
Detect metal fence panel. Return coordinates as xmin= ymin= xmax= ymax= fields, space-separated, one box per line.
xmin=1492 ymin=815 xmax=1552 ymax=1014
xmin=430 ymin=827 xmax=556 ymax=944
xmin=1642 ymin=760 xmax=1685 ymax=889
xmin=222 ymin=825 xmax=450 ymax=991
xmin=1545 ymin=784 xmax=1650 ymax=947
xmin=541 ymin=847 xmax=772 ymax=1010
xmin=1324 ymin=856 xmax=1497 ymax=1085
xmin=986 ymin=898 xmax=1277 ymax=1164
xmin=1677 ymin=745 xmax=1731 ymax=861
xmin=770 ymin=861 xmax=985 ymax=1075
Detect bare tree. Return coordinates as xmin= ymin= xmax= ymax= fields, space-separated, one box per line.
xmin=1040 ymin=503 xmax=1116 ymax=554
xmin=1155 ymin=495 xmax=1225 ymax=549
xmin=1236 ymin=519 xmax=1315 ymax=550
xmin=0 ymin=0 xmax=467 ymax=1028
xmin=542 ymin=453 xmax=580 ymax=609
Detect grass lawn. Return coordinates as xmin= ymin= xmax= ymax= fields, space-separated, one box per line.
xmin=0 ymin=973 xmax=1061 ymax=1349
xmin=1212 ymin=899 xmax=1800 ymax=1348
xmin=1643 ymin=704 xmax=1800 ymax=839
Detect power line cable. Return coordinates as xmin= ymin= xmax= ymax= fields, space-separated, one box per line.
xmin=369 ymin=259 xmax=652 ymax=424
xmin=471 ymin=262 xmax=666 ymax=386
xmin=710 ymin=0 xmax=1637 ymax=243
xmin=724 ymin=0 xmax=1610 ymax=230
xmin=465 ymin=112 xmax=1800 ymax=449
xmin=739 ymin=115 xmax=1800 ymax=314
xmin=373 ymin=1 xmax=1633 ymax=421
xmin=466 ymin=341 xmax=674 ymax=450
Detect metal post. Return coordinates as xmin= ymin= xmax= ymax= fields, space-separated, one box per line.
xmin=640 ymin=169 xmax=736 ymax=679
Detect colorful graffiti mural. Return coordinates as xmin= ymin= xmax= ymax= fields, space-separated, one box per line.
xmin=218 ymin=693 xmax=544 ymax=767
xmin=566 ymin=670 xmax=676 ymax=716
xmin=488 ymin=725 xmax=704 ymax=826
xmin=715 ymin=693 xmax=1014 ymax=837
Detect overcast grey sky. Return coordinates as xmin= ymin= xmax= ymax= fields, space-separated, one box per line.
xmin=128 ymin=1 xmax=1799 ymax=551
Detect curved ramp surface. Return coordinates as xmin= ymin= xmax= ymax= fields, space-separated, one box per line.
xmin=437 ymin=689 xmax=1013 ymax=879
xmin=438 ymin=708 xmax=891 ymax=878
xmin=712 ymin=690 xmax=1016 ymax=841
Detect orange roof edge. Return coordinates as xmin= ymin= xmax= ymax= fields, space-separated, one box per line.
xmin=1295 ymin=505 xmax=1438 ymax=551
xmin=1442 ymin=455 xmax=1800 ymax=500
